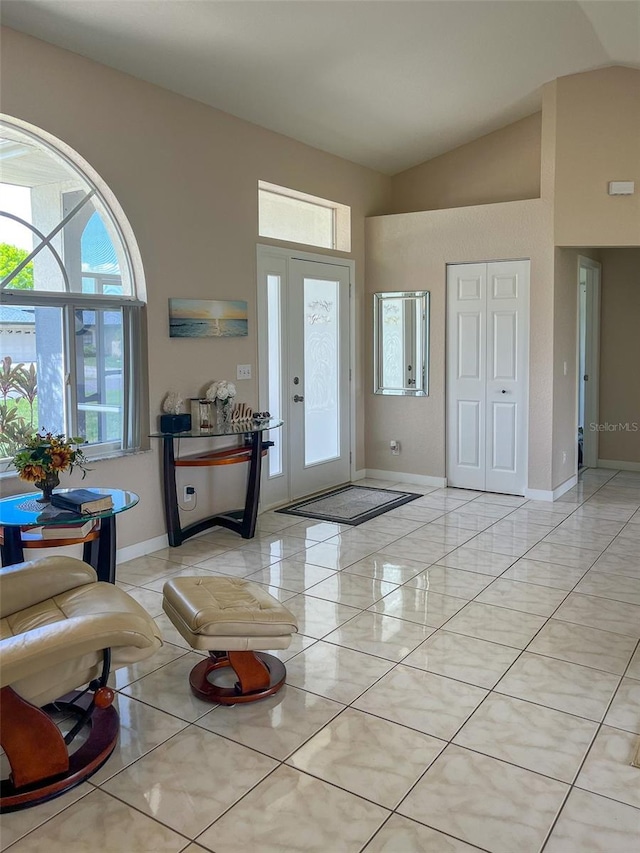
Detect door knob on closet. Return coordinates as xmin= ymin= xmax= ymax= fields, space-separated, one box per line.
xmin=501 ymin=389 xmax=507 ymax=394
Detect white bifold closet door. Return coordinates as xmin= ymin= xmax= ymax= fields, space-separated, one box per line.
xmin=446 ymin=260 xmax=529 ymax=495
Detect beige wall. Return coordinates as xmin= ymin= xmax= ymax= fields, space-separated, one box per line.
xmin=389 ymin=113 xmax=542 ymax=214
xmin=598 ymin=248 xmax=640 ymax=464
xmin=551 ymin=67 xmax=640 ymax=247
xmin=0 ymin=27 xmax=391 ymax=548
xmin=368 ymin=65 xmax=639 ymax=494
xmin=365 ymin=198 xmax=556 ymax=491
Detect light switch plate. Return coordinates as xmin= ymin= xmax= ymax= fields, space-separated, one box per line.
xmin=237 ymin=364 xmax=252 ymax=380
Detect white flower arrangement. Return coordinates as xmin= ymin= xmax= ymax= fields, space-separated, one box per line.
xmin=205 ymin=380 xmax=237 ymax=404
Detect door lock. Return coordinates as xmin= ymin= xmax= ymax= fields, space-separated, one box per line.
xmin=293 ymin=394 xmax=304 ymax=402
xmin=293 ymin=376 xmax=300 ymax=385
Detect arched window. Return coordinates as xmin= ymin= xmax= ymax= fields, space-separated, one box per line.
xmin=0 ymin=116 xmax=146 ymax=460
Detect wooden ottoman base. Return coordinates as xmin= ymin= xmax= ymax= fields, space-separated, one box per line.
xmin=189 ymin=651 xmax=286 ymax=705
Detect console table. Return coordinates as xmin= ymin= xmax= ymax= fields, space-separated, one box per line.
xmin=0 ymin=488 xmax=139 ymax=584
xmin=150 ymin=419 xmax=283 ymax=547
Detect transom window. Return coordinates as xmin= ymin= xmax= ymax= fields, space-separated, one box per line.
xmin=258 ymin=181 xmax=351 ymax=252
xmin=0 ymin=117 xmax=146 ymax=462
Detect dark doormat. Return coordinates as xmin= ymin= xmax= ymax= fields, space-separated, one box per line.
xmin=275 ymin=485 xmax=421 ymax=526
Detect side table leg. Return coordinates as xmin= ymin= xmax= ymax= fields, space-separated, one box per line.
xmin=1 ymin=528 xmax=24 ymax=566
xmin=95 ymin=516 xmax=117 ymax=584
xmin=82 ymin=537 xmax=99 ymax=569
xmin=240 ymin=433 xmax=264 ymax=539
xmin=163 ymin=437 xmax=182 ymax=547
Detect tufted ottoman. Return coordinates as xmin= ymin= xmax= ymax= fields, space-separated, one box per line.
xmin=162 ymin=576 xmax=298 ymax=705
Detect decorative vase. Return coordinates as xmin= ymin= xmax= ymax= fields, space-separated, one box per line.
xmin=216 ymin=399 xmax=232 ymax=427
xmin=34 ymin=472 xmax=60 ymax=503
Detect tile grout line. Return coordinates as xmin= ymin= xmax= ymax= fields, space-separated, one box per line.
xmin=5 ymin=469 xmax=637 ymax=853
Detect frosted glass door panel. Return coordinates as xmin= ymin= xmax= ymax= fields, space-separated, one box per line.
xmin=267 ymin=274 xmax=283 ymax=477
xmin=304 ymin=278 xmax=340 ymax=465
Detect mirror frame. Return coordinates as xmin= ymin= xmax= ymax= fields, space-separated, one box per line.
xmin=373 ymin=290 xmax=430 ymax=396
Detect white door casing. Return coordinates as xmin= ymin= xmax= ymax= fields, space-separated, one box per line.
xmin=577 ymin=256 xmax=601 ymax=469
xmin=447 ymin=260 xmax=530 ymax=495
xmin=257 ymin=247 xmax=352 ymax=507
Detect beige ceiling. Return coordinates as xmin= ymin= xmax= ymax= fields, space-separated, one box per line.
xmin=2 ymin=0 xmax=639 ymax=174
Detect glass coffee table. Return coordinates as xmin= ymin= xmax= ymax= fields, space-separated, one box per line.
xmin=0 ymin=487 xmax=139 ymax=584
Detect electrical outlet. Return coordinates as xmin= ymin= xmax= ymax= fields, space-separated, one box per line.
xmin=390 ymin=440 xmax=400 ymax=456
xmin=237 ymin=364 xmax=252 ymax=380
xmin=562 ymin=451 xmax=567 ymax=465
xmin=183 ymin=485 xmax=195 ymax=502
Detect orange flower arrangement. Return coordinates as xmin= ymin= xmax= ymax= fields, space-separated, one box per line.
xmin=13 ymin=431 xmax=89 ymax=488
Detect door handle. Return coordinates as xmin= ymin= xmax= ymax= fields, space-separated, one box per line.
xmin=293 ymin=394 xmax=304 ymax=403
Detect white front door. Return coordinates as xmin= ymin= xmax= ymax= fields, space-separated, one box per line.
xmin=447 ymin=260 xmax=529 ymax=495
xmin=257 ymin=249 xmax=351 ymax=506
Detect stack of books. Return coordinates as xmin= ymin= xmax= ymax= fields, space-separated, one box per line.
xmin=41 ymin=519 xmax=97 ymax=539
xmin=51 ymin=489 xmax=113 ymax=516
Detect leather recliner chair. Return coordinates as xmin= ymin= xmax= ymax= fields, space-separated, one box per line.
xmin=0 ymin=556 xmax=162 ymax=812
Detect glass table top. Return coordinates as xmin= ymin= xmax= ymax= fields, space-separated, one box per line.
xmin=150 ymin=417 xmax=284 ymax=439
xmin=0 ymin=487 xmax=139 ymax=528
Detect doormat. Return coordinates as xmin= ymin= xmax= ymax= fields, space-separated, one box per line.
xmin=276 ymin=485 xmax=421 ymax=526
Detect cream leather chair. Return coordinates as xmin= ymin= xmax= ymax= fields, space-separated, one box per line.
xmin=0 ymin=556 xmax=162 ymax=812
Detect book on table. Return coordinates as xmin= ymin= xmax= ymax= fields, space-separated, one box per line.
xmin=51 ymin=489 xmax=113 ymax=515
xmin=41 ymin=519 xmax=97 ymax=539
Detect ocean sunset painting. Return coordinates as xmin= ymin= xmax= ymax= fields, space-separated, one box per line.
xmin=169 ymin=298 xmax=248 ymax=338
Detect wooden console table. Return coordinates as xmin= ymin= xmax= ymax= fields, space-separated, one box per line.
xmin=150 ymin=419 xmax=283 ymax=546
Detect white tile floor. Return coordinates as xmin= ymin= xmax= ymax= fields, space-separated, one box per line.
xmin=2 ymin=468 xmax=640 ymax=853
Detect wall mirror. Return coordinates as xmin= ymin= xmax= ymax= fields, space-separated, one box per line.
xmin=374 ymin=291 xmax=430 ymax=396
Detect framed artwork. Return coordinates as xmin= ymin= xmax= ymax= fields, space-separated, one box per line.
xmin=169 ymin=298 xmax=248 ymax=338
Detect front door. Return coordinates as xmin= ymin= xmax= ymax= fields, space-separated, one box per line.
xmin=257 ymin=249 xmax=351 ymax=506
xmin=447 ymin=260 xmax=530 ymax=495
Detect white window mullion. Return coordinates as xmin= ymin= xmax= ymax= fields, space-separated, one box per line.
xmin=63 ymin=304 xmax=79 ymax=439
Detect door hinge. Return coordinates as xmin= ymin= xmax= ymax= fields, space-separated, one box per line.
xmin=349 ymin=451 xmax=352 ymax=464
xmin=349 ymin=368 xmax=352 ymax=381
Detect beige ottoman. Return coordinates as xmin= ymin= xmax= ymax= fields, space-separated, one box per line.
xmin=163 ymin=576 xmax=298 ymax=704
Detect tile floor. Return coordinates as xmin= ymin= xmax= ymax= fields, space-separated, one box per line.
xmin=2 ymin=468 xmax=640 ymax=852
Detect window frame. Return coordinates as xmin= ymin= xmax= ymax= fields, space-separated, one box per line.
xmin=258 ymin=180 xmax=351 ymax=252
xmin=0 ymin=115 xmax=147 ymax=463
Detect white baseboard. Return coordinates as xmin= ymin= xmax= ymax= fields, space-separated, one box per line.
xmin=364 ymin=469 xmax=447 ymax=488
xmin=524 ymin=474 xmax=578 ymax=502
xmin=597 ymin=459 xmax=640 ymax=472
xmin=116 ymin=533 xmax=168 ymax=564
xmin=352 ymin=469 xmax=366 ymax=481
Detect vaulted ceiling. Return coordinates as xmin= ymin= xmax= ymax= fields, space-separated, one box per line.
xmin=2 ymin=1 xmax=639 ymax=174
